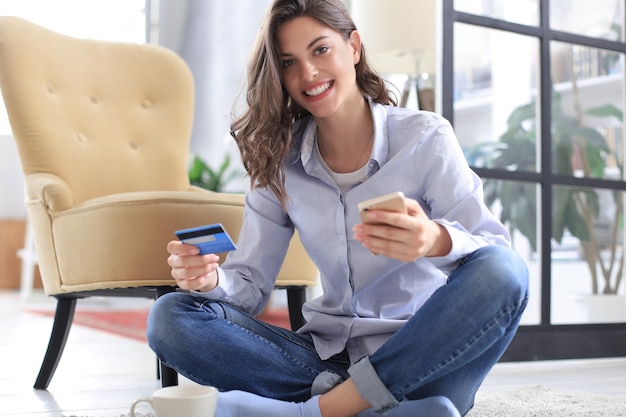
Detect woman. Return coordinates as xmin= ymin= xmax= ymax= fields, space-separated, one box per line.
xmin=147 ymin=0 xmax=529 ymax=416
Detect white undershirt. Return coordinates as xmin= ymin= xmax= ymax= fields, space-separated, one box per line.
xmin=315 ymin=141 xmax=368 ymax=193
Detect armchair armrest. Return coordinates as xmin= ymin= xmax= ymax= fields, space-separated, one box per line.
xmin=24 ymin=173 xmax=74 ymax=211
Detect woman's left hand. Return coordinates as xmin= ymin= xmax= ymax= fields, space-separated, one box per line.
xmin=352 ymin=197 xmax=452 ymax=262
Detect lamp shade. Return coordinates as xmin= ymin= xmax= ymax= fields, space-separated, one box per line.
xmin=349 ymin=0 xmax=437 ymax=75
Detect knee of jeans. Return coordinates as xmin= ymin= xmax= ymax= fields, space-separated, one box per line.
xmin=146 ymin=292 xmax=188 ymax=350
xmin=473 ymin=246 xmax=529 ymax=301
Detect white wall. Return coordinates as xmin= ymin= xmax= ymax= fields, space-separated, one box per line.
xmin=157 ymin=0 xmax=271 ymax=190
xmin=0 ymin=136 xmax=27 ymax=218
xmin=349 ymin=0 xmax=437 ymax=76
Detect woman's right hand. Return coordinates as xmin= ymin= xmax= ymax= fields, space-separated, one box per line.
xmin=166 ymin=240 xmax=221 ymax=292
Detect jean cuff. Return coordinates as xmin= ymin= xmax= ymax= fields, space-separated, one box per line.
xmin=348 ymin=356 xmax=398 ymax=412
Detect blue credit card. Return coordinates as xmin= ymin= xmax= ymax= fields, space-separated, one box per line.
xmin=175 ymin=223 xmax=237 ymax=254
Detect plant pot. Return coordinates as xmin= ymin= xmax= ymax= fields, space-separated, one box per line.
xmin=570 ymin=294 xmax=626 ymax=323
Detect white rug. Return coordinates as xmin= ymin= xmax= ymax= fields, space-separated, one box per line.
xmin=60 ymin=386 xmax=626 ymax=417
xmin=467 ymin=385 xmax=626 ymax=417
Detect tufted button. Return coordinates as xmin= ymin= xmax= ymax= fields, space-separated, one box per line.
xmin=141 ymin=99 xmax=152 ymax=109
xmin=129 ymin=141 xmax=138 ymax=150
xmin=46 ymin=83 xmax=54 ymax=94
xmin=76 ymin=133 xmax=87 ymax=143
xmin=90 ymin=95 xmax=99 ymax=104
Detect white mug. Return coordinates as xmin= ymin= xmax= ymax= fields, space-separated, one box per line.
xmin=130 ymin=385 xmax=218 ymax=417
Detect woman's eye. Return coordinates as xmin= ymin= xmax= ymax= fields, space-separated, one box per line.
xmin=282 ymin=59 xmax=294 ymax=68
xmin=315 ymin=46 xmax=329 ymax=55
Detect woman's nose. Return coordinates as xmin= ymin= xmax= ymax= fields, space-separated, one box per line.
xmin=300 ymin=61 xmax=318 ymax=81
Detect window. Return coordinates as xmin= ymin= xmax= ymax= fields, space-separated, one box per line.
xmin=443 ymin=0 xmax=626 ymax=360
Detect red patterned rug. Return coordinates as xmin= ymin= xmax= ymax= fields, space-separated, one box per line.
xmin=27 ymin=307 xmax=291 ymax=342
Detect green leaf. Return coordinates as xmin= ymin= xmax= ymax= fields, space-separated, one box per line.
xmin=552 ymin=187 xmax=571 ymax=242
xmin=188 ymin=155 xmax=208 ymax=182
xmin=507 ymin=101 xmax=536 ymax=128
xmin=188 ymin=153 xmax=243 ymax=192
xmin=585 ymin=104 xmax=624 ymax=122
xmin=514 ymin=183 xmax=537 ymax=250
xmin=552 ymin=136 xmax=574 ymax=175
xmin=563 ymin=200 xmax=590 ymax=241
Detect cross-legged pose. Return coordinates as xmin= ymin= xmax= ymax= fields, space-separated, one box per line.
xmin=148 ymin=1 xmax=529 ymax=416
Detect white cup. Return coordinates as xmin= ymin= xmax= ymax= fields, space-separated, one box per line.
xmin=130 ymin=385 xmax=218 ymax=417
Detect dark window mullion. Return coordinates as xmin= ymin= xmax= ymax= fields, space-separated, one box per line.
xmin=455 ymin=10 xmax=625 ymax=54
xmin=551 ymin=30 xmax=626 ymax=53
xmin=539 ymin=0 xmax=553 ymax=327
xmin=474 ymin=167 xmax=626 ymax=192
xmin=441 ymin=0 xmax=455 ymax=125
xmin=455 ymin=11 xmax=542 ymax=38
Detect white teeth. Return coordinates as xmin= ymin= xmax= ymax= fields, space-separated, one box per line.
xmin=305 ymin=82 xmax=331 ymax=97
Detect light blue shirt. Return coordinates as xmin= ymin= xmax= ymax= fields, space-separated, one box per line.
xmin=204 ymin=101 xmax=511 ymax=362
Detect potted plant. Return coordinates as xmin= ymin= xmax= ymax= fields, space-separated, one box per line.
xmin=188 ymin=153 xmax=243 ymax=192
xmin=466 ymin=89 xmax=624 ymax=321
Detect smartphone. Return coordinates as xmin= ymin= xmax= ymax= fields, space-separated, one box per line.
xmin=175 ymin=223 xmax=237 ymax=254
xmin=358 ymin=191 xmax=407 ymax=224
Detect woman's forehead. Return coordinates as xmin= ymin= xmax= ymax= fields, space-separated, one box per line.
xmin=276 ymin=16 xmax=339 ymax=51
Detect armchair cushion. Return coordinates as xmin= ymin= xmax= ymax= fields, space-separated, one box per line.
xmin=30 ymin=184 xmax=245 ymax=294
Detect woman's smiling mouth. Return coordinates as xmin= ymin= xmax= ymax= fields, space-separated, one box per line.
xmin=304 ymin=81 xmax=334 ymax=97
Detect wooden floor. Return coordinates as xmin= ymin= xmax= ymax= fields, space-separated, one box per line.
xmin=1 ymin=290 xmax=625 ymax=416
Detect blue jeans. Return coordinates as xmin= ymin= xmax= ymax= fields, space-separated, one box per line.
xmin=147 ymin=245 xmax=528 ymax=416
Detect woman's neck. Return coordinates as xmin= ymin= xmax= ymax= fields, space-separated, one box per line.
xmin=315 ymin=96 xmax=373 ymax=173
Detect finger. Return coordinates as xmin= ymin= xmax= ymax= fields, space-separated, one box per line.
xmin=366 ymin=239 xmax=422 ymax=262
xmin=361 ymin=224 xmax=431 ymax=261
xmin=404 ymin=198 xmax=429 ymax=219
xmin=361 ymin=209 xmax=405 ymax=227
xmin=171 ymin=263 xmax=206 ymax=280
xmin=167 ymin=240 xmax=200 ymax=255
xmin=168 ymin=251 xmax=220 ymax=268
xmin=172 ymin=254 xmax=220 ymax=274
xmin=362 ymin=222 xmax=408 ymax=242
xmin=364 ymin=233 xmax=404 ymax=253
xmin=175 ymin=273 xmax=211 ymax=291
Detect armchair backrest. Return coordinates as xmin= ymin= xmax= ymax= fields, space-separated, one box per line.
xmin=0 ymin=16 xmax=194 ymax=205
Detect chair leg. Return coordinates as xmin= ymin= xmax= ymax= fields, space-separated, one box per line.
xmin=155 ymin=357 xmax=180 ymax=388
xmin=155 ymin=287 xmax=179 ymax=387
xmin=286 ymin=286 xmax=307 ymax=331
xmin=160 ymin=363 xmax=179 ymax=387
xmin=34 ymin=297 xmax=77 ymax=389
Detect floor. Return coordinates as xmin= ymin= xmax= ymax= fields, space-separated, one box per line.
xmin=1 ymin=290 xmax=625 ymax=417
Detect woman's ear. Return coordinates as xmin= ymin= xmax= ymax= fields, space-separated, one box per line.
xmin=349 ymin=30 xmax=362 ymax=65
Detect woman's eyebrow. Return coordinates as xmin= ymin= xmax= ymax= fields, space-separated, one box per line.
xmin=307 ymin=35 xmax=329 ymax=49
xmin=280 ymin=35 xmax=330 ymax=58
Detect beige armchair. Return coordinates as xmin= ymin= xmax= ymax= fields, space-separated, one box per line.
xmin=0 ymin=17 xmax=317 ymax=390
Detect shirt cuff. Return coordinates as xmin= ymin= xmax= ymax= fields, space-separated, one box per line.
xmin=190 ymin=266 xmax=229 ymax=300
xmin=428 ymin=220 xmax=475 ymax=271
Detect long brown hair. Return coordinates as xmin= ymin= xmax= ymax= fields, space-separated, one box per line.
xmin=230 ymin=0 xmax=396 ymax=208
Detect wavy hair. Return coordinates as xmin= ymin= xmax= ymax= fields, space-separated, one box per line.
xmin=230 ymin=0 xmax=396 ymax=208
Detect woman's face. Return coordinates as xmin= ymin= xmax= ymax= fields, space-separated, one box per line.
xmin=276 ymin=16 xmax=362 ymax=120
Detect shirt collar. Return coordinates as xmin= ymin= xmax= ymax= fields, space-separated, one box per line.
xmin=297 ymin=118 xmax=318 ymax=168
xmin=369 ymin=98 xmax=389 ymax=174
